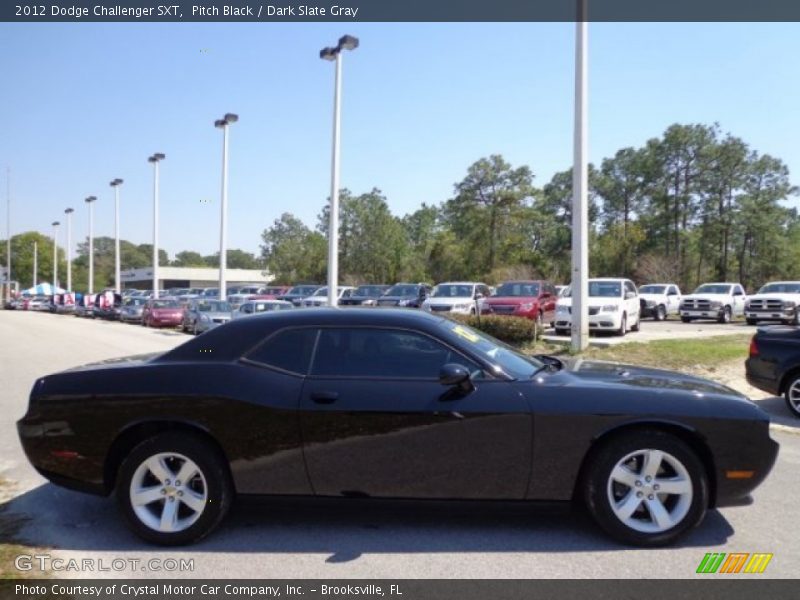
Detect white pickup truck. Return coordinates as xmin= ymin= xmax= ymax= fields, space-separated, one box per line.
xmin=679 ymin=282 xmax=746 ymax=324
xmin=745 ymin=281 xmax=800 ymax=326
xmin=639 ymin=283 xmax=682 ymax=321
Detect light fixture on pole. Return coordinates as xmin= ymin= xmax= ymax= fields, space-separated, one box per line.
xmin=85 ymin=196 xmax=96 ymax=294
xmin=64 ymin=208 xmax=74 ymax=292
xmin=52 ymin=221 xmax=60 ymax=290
xmin=571 ymin=0 xmax=589 ymax=351
xmin=214 ymin=113 xmax=238 ymax=300
xmin=148 ymin=154 xmax=165 ymax=297
xmin=110 ymin=178 xmax=124 ymax=294
xmin=320 ymin=34 xmax=359 ymax=307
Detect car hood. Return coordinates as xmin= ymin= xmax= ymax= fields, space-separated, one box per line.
xmin=378 ymin=295 xmax=415 ymax=302
xmin=683 ymin=293 xmax=732 ymax=301
xmin=639 ymin=293 xmax=668 ymax=302
xmin=748 ymin=293 xmax=800 ymax=302
xmin=486 ymin=296 xmax=537 ymax=304
xmin=564 ymin=358 xmax=747 ymax=398
xmin=198 ymin=311 xmax=231 ymax=319
xmin=151 ymin=308 xmax=182 ymax=315
xmin=557 ymin=298 xmax=623 ymax=307
xmin=427 ymin=297 xmax=475 ymax=305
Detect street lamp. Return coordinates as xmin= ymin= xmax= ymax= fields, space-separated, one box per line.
xmin=85 ymin=196 xmax=96 ymax=294
xmin=5 ymin=167 xmax=10 ymax=304
xmin=52 ymin=221 xmax=60 ymax=290
xmin=148 ymin=153 xmax=165 ymax=297
xmin=214 ymin=113 xmax=238 ymax=299
xmin=110 ymin=178 xmax=124 ymax=293
xmin=64 ymin=208 xmax=74 ymax=292
xmin=320 ymin=34 xmax=358 ymax=307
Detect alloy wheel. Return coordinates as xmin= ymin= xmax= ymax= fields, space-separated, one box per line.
xmin=606 ymin=448 xmax=693 ymax=534
xmin=129 ymin=452 xmax=208 ymax=533
xmin=787 ymin=379 xmax=800 ymax=416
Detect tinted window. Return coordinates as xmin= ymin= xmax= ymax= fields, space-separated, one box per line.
xmin=385 ymin=284 xmax=419 ymax=296
xmin=246 ymin=328 xmax=318 ymax=375
xmin=311 ymin=328 xmax=479 ymax=379
xmin=432 ymin=284 xmax=474 ymax=298
xmin=639 ymin=285 xmax=666 ymax=294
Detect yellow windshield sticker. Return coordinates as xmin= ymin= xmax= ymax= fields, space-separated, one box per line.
xmin=452 ymin=325 xmax=480 ymax=343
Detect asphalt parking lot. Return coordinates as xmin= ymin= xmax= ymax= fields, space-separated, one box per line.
xmin=543 ymin=317 xmax=755 ymax=346
xmin=1 ymin=310 xmax=798 ymax=579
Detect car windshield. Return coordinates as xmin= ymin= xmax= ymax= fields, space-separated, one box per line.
xmin=385 ymin=285 xmax=419 ymax=296
xmin=290 ymin=286 xmax=317 ymax=296
xmin=440 ymin=320 xmax=544 ymax=379
xmin=197 ymin=301 xmax=230 ymax=312
xmin=355 ymin=285 xmax=387 ymax=296
xmin=433 ymin=284 xmax=474 ymax=298
xmin=203 ymin=289 xmax=219 ymax=296
xmin=152 ymin=300 xmax=179 ymax=308
xmin=495 ymin=282 xmax=540 ymax=297
xmin=757 ymin=283 xmax=800 ymax=294
xmin=311 ymin=288 xmax=328 ymax=297
xmin=264 ymin=287 xmax=284 ymax=294
xmin=694 ymin=284 xmax=732 ymax=295
xmin=565 ymin=282 xmax=622 ymax=298
xmin=639 ymin=285 xmax=666 ymax=294
xmin=125 ymin=298 xmax=146 ymax=306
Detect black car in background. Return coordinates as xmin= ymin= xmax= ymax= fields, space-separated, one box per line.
xmin=276 ymin=284 xmax=321 ymax=307
xmin=376 ymin=283 xmax=431 ymax=308
xmin=746 ymin=325 xmax=800 ymax=417
xmin=339 ymin=284 xmax=391 ymax=306
xmin=94 ymin=292 xmax=124 ymax=320
xmin=18 ymin=309 xmax=777 ymax=547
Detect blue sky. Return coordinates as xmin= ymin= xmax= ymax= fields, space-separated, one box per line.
xmin=1 ymin=22 xmax=799 ymax=257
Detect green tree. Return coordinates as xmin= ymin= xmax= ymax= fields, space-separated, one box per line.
xmin=0 ymin=231 xmax=67 ymax=290
xmin=260 ymin=213 xmax=326 ymax=284
xmin=173 ymin=251 xmax=207 ymax=267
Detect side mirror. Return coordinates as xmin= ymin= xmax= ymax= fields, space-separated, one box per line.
xmin=474 ymin=292 xmax=484 ymax=300
xmin=625 ymin=291 xmax=636 ymax=300
xmin=439 ymin=363 xmax=475 ymax=395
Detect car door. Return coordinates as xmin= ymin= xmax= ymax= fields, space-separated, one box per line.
xmin=733 ymin=285 xmax=747 ymax=316
xmin=624 ymin=280 xmax=640 ymax=320
xmin=298 ymin=327 xmax=532 ymax=500
xmin=541 ymin=283 xmax=557 ymax=323
xmin=667 ymin=286 xmax=681 ymax=314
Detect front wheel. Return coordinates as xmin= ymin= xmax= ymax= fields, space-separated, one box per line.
xmin=718 ymin=306 xmax=732 ymax=324
xmin=583 ymin=430 xmax=708 ymax=547
xmin=784 ymin=373 xmax=800 ymax=418
xmin=116 ymin=432 xmax=234 ymax=545
xmin=655 ymin=305 xmax=667 ymax=321
xmin=617 ymin=314 xmax=627 ymax=337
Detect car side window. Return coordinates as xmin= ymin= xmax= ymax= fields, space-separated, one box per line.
xmin=310 ymin=328 xmax=480 ymax=379
xmin=245 ymin=328 xmax=318 ymax=375
xmin=624 ymin=281 xmax=636 ymax=295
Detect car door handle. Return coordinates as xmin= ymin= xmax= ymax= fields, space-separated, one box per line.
xmin=311 ymin=391 xmax=339 ymax=404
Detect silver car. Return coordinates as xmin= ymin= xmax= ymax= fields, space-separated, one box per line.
xmin=119 ymin=297 xmax=148 ymax=323
xmin=232 ymin=299 xmax=293 ymax=319
xmin=182 ymin=299 xmax=232 ymax=335
xmin=301 ymin=286 xmax=356 ymax=307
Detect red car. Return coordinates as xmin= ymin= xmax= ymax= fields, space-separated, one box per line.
xmin=142 ymin=299 xmax=184 ymax=328
xmin=485 ymin=280 xmax=558 ymax=326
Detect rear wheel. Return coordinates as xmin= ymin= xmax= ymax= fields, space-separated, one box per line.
xmin=783 ymin=373 xmax=800 ymax=418
xmin=116 ymin=432 xmax=233 ymax=546
xmin=583 ymin=430 xmax=708 ymax=547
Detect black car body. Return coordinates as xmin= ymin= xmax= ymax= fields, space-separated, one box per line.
xmin=339 ymin=284 xmax=391 ymax=306
xmin=18 ymin=309 xmax=777 ymax=547
xmin=746 ymin=325 xmax=800 ymax=417
xmin=276 ymin=285 xmax=322 ymax=307
xmin=376 ymin=283 xmax=430 ymax=308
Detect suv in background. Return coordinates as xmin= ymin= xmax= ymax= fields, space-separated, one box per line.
xmin=745 ymin=281 xmax=800 ymax=326
xmin=376 ymin=283 xmax=430 ymax=308
xmin=422 ymin=282 xmax=491 ymax=316
xmin=555 ymin=278 xmax=641 ymax=336
xmin=680 ymin=282 xmax=746 ymax=323
xmin=639 ymin=283 xmax=682 ymax=321
xmin=485 ymin=280 xmax=557 ymax=327
xmin=277 ymin=284 xmax=322 ymax=307
xmin=340 ymin=284 xmax=392 ymax=306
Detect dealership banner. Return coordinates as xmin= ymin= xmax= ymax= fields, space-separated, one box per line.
xmin=2 ymin=580 xmax=798 ymax=600
xmin=4 ymin=0 xmax=800 ymax=22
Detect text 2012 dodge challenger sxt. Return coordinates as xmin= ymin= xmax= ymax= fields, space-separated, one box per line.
xmin=18 ymin=309 xmax=778 ymax=546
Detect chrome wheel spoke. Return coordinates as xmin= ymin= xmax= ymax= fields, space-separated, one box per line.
xmin=614 ymin=491 xmax=643 ymax=521
xmin=132 ymin=486 xmax=164 ymax=506
xmin=641 ymin=450 xmax=664 ymax=480
xmin=175 ymin=461 xmax=199 ymax=485
xmin=180 ymin=489 xmax=206 ymax=513
xmin=146 ymin=456 xmax=173 ymax=484
xmin=646 ymin=497 xmax=672 ymax=529
xmin=159 ymin=498 xmax=179 ymax=532
xmin=655 ymin=477 xmax=691 ymax=495
xmin=610 ymin=464 xmax=639 ymax=488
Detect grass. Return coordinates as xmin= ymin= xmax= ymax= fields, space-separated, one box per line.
xmin=519 ymin=334 xmax=753 ymax=372
xmin=0 ymin=478 xmax=47 ymax=580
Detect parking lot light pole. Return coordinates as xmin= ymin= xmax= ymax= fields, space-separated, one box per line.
xmin=148 ymin=154 xmax=165 ymax=298
xmin=52 ymin=221 xmax=60 ymax=290
xmin=64 ymin=208 xmax=73 ymax=291
xmin=5 ymin=167 xmax=10 ymax=304
xmin=320 ymin=34 xmax=358 ymax=307
xmin=571 ymin=2 xmax=589 ymax=352
xmin=214 ymin=114 xmax=238 ymax=300
xmin=85 ymin=197 xmax=96 ymax=294
xmin=110 ymin=179 xmax=123 ymax=294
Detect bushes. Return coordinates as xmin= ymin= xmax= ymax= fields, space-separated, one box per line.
xmin=449 ymin=313 xmax=539 ymax=344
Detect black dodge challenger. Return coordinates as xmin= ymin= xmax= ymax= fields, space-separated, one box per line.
xmin=18 ymin=309 xmax=777 ymax=546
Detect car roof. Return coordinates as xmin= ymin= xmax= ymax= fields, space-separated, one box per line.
xmin=436 ymin=281 xmax=485 ymax=286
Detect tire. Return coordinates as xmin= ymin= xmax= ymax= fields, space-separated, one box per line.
xmin=469 ymin=307 xmax=476 ymax=316
xmin=681 ymin=317 xmax=691 ymax=323
xmin=115 ymin=431 xmax=234 ymax=546
xmin=617 ymin=314 xmax=627 ymax=337
xmin=582 ymin=430 xmax=708 ymax=547
xmin=631 ymin=314 xmax=641 ymax=332
xmin=655 ymin=305 xmax=667 ymax=321
xmin=783 ymin=373 xmax=800 ymax=418
xmin=718 ymin=306 xmax=732 ymax=324
xmin=746 ymin=318 xmax=758 ymax=326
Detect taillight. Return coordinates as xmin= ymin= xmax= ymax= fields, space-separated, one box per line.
xmin=749 ymin=336 xmax=759 ymax=357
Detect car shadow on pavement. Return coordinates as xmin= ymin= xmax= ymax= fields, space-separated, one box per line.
xmin=752 ymin=395 xmax=800 ymax=429
xmin=4 ymin=483 xmax=734 ymax=561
